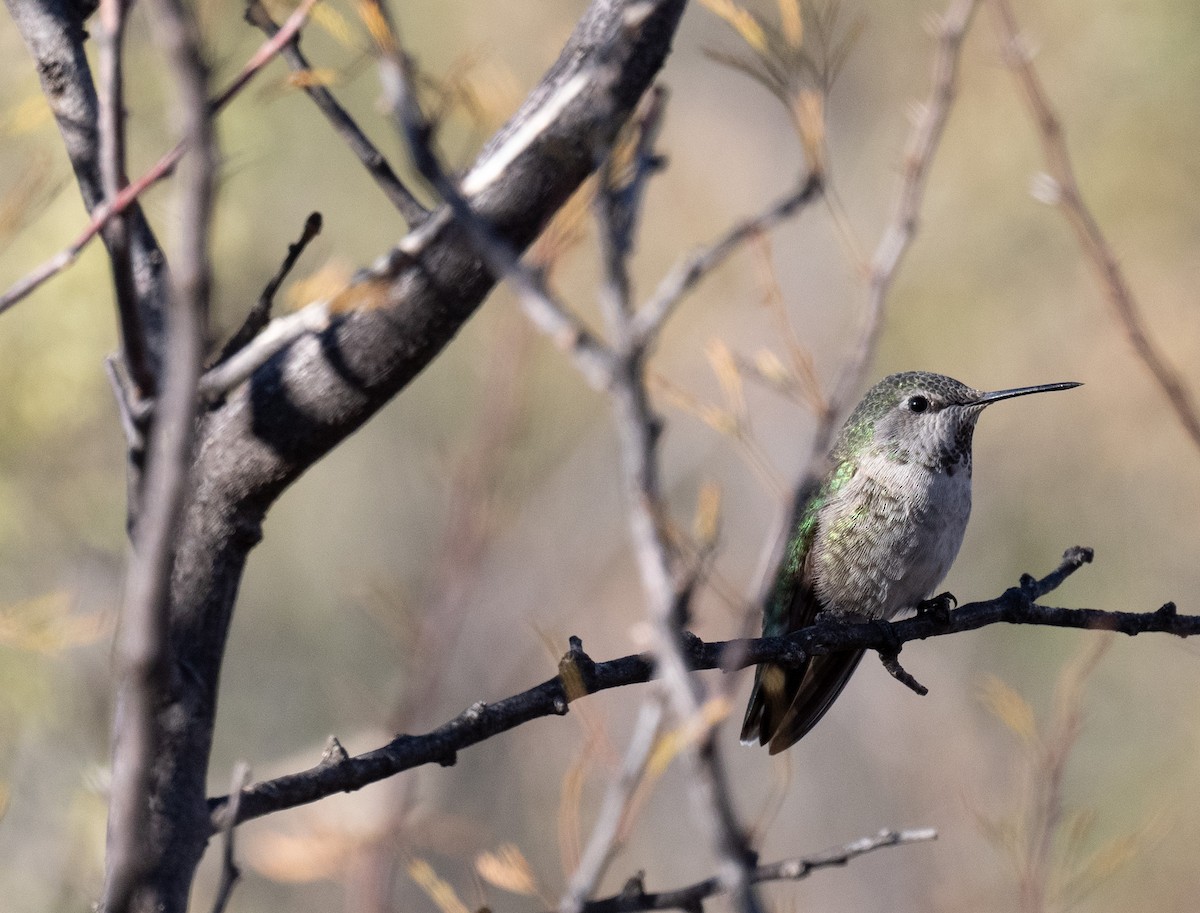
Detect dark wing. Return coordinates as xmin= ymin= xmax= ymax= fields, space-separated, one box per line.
xmin=740 ymin=463 xmax=864 ymax=752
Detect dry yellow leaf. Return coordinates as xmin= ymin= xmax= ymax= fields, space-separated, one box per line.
xmin=777 ymin=0 xmax=804 ymax=48
xmin=692 ymin=482 xmax=722 ymax=549
xmin=5 ymin=93 xmax=53 ymax=135
xmin=698 ymin=0 xmax=768 ymax=54
xmin=647 ymin=696 xmax=732 ymax=776
xmin=356 ymin=0 xmax=395 ymax=53
xmin=753 ymin=349 xmax=791 ymax=386
xmin=408 ymin=858 xmax=470 ymax=913
xmin=0 ymin=591 xmax=106 ymax=654
xmin=475 ymin=843 xmax=540 ymax=897
xmin=311 ymin=2 xmax=355 ymax=47
xmin=286 ymin=258 xmax=354 ymax=311
xmin=287 ymin=68 xmax=339 ymax=89
xmin=244 ymin=830 xmax=358 ymax=883
xmin=705 ymin=338 xmax=745 ymax=418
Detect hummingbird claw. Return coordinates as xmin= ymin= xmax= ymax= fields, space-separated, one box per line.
xmin=917 ymin=591 xmax=956 ymax=624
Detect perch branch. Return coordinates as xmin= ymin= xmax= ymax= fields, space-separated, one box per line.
xmin=209 ymin=547 xmax=1192 ymax=831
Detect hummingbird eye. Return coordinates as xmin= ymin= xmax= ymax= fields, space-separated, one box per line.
xmin=905 ymin=394 xmax=930 ymax=413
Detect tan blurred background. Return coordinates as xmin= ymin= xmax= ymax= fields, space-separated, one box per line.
xmin=1 ymin=0 xmax=1199 ymax=910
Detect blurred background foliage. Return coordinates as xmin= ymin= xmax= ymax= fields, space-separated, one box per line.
xmin=0 ymin=0 xmax=1198 ymax=910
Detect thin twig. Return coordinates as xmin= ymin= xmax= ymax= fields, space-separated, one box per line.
xmin=0 ymin=0 xmax=321 ymax=316
xmin=98 ymin=0 xmax=155 ymax=396
xmin=831 ymin=0 xmax=981 ymax=411
xmin=244 ymin=0 xmax=428 ymax=225
xmin=100 ymin=0 xmax=215 ymax=909
xmin=569 ymin=828 xmax=938 ymax=913
xmin=209 ymin=762 xmax=250 ymax=913
xmin=559 ymin=699 xmax=667 ymax=913
xmin=213 ymin=211 xmax=323 ymax=365
xmin=988 ymin=0 xmax=1200 ymax=453
xmin=632 ymin=172 xmax=823 ymax=344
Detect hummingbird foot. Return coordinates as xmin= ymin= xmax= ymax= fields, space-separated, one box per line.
xmin=916 ymin=591 xmax=957 ymax=625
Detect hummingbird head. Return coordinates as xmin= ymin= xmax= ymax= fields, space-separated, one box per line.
xmin=837 ymin=371 xmax=1081 ymax=472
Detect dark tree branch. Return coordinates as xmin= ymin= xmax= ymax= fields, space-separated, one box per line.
xmin=569 ymin=828 xmax=937 ymax=913
xmin=5 ymin=0 xmax=169 ymax=376
xmin=209 ymin=547 xmax=1189 ymax=831
xmin=0 ymin=0 xmax=320 ymax=316
xmin=72 ymin=3 xmax=690 ymax=910
xmin=243 ymin=0 xmax=428 ymax=225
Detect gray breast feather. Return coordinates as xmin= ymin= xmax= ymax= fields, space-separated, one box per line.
xmin=810 ymin=455 xmax=972 ymax=619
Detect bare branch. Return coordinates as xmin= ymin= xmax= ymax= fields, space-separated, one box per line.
xmin=203 ymin=546 xmax=1198 ymax=830
xmin=243 ymin=0 xmax=428 ymax=225
xmin=101 ymin=0 xmax=215 ymax=907
xmin=570 ymin=828 xmax=938 ymax=913
xmin=591 ymin=92 xmax=762 ymax=913
xmin=831 ymin=0 xmax=981 ymax=412
xmin=208 ymin=762 xmax=250 ymax=913
xmin=988 ymin=0 xmax=1200 ymax=453
xmin=633 ymin=173 xmax=823 ymax=344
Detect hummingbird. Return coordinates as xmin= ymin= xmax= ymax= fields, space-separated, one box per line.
xmin=741 ymin=371 xmax=1080 ymax=753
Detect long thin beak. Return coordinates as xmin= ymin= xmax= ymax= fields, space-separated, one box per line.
xmin=973 ymin=381 xmax=1082 ymax=406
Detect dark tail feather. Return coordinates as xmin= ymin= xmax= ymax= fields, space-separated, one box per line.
xmin=766 ymin=649 xmax=866 ymax=753
xmin=740 ymin=660 xmax=808 ymax=747
xmin=741 ymin=650 xmax=866 ymax=753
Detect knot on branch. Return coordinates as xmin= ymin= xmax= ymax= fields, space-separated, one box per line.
xmin=1063 ymin=545 xmax=1095 ymax=567
xmin=678 ymin=629 xmax=706 ymax=664
xmin=317 ymin=735 xmax=349 ymax=770
xmin=559 ymin=635 xmax=596 ymax=702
